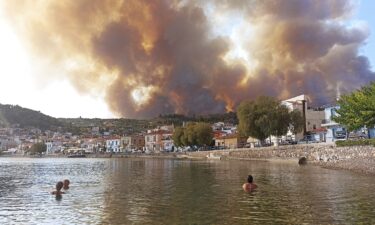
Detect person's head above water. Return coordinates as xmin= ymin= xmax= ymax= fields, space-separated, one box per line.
xmin=63 ymin=179 xmax=70 ymax=189
xmin=247 ymin=175 xmax=253 ymax=183
xmin=56 ymin=181 xmax=64 ymax=191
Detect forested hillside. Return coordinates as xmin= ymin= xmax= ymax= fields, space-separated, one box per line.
xmin=0 ymin=104 xmax=63 ymax=130
xmin=0 ymin=103 xmax=238 ymax=133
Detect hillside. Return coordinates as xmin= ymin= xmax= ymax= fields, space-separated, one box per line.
xmin=155 ymin=112 xmax=238 ymax=125
xmin=59 ymin=117 xmax=153 ymax=135
xmin=0 ymin=104 xmax=63 ymax=130
xmin=0 ymin=103 xmax=238 ymax=134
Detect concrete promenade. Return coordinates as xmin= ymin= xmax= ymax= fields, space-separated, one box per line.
xmin=186 ymin=144 xmax=375 ymax=175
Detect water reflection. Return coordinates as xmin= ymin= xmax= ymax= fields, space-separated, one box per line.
xmin=1 ymin=158 xmax=375 ymax=224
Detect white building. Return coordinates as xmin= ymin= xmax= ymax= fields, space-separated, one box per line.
xmin=321 ymin=106 xmax=346 ymax=143
xmin=106 ymin=138 xmax=121 ymax=153
xmin=212 ymin=122 xmax=236 ymax=135
xmin=80 ymin=138 xmax=103 ymax=153
xmin=282 ymin=94 xmax=325 ymax=142
xmin=0 ymin=136 xmax=17 ymax=151
xmin=45 ymin=141 xmax=63 ymax=155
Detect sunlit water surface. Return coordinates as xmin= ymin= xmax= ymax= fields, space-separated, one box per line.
xmin=1 ymin=157 xmax=375 ymax=224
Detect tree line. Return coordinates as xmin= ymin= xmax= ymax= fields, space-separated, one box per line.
xmin=173 ymin=96 xmax=305 ymax=148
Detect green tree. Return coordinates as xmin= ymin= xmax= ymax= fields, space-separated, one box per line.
xmin=237 ymin=96 xmax=291 ymax=145
xmin=172 ymin=122 xmax=213 ymax=148
xmin=184 ymin=123 xmax=198 ymax=146
xmin=238 ymin=97 xmax=268 ymax=142
xmin=270 ymin=104 xmax=291 ymax=138
xmin=29 ymin=142 xmax=47 ymax=155
xmin=289 ymin=109 xmax=304 ymax=135
xmin=334 ymin=82 xmax=375 ymax=131
xmin=172 ymin=127 xmax=184 ymax=147
xmin=194 ymin=123 xmax=214 ymax=146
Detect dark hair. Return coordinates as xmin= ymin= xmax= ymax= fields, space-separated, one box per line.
xmin=63 ymin=179 xmax=70 ymax=185
xmin=56 ymin=181 xmax=64 ymax=191
xmin=247 ymin=175 xmax=253 ymax=183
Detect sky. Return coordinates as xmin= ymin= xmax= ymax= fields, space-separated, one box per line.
xmin=357 ymin=0 xmax=375 ymax=70
xmin=0 ymin=0 xmax=374 ymax=119
xmin=0 ymin=1 xmax=114 ymax=118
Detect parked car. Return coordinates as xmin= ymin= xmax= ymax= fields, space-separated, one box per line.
xmin=348 ymin=132 xmax=367 ymax=140
xmin=280 ymin=140 xmax=297 ymax=145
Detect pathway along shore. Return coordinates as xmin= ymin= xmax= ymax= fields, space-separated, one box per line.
xmin=185 ymin=144 xmax=375 ymax=175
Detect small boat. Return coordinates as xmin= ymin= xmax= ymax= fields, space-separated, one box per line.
xmin=67 ymin=154 xmax=86 ymax=158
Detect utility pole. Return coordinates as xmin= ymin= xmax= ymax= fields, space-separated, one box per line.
xmin=302 ymin=100 xmax=307 ymax=136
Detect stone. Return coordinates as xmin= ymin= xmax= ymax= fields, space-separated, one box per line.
xmin=298 ymin=157 xmax=307 ymax=165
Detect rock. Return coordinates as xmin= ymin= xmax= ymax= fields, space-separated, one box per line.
xmin=298 ymin=157 xmax=307 ymax=165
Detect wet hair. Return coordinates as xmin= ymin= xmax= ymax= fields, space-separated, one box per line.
xmin=56 ymin=181 xmax=64 ymax=191
xmin=63 ymin=179 xmax=70 ymax=185
xmin=247 ymin=175 xmax=253 ymax=183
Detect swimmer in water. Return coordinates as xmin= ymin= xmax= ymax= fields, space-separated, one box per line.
xmin=51 ymin=181 xmax=65 ymax=196
xmin=63 ymin=179 xmax=70 ymax=190
xmin=242 ymin=175 xmax=258 ymax=192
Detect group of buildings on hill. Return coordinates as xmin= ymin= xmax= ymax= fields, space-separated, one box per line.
xmin=1 ymin=94 xmax=373 ymax=155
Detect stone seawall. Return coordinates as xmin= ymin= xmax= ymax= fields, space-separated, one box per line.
xmin=186 ymin=144 xmax=375 ymax=174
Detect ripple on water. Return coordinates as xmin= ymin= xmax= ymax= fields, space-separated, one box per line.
xmin=1 ymin=158 xmax=375 ymax=224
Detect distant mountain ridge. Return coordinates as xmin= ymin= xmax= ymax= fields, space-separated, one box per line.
xmin=0 ymin=103 xmax=238 ymax=133
xmin=0 ymin=103 xmax=62 ymax=130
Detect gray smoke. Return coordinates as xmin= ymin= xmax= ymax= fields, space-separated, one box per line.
xmin=3 ymin=0 xmax=374 ymax=117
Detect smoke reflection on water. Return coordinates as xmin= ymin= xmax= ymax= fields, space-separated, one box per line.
xmin=0 ymin=157 xmax=375 ymax=224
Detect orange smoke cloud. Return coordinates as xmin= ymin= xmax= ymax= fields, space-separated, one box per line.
xmin=3 ymin=0 xmax=374 ymax=118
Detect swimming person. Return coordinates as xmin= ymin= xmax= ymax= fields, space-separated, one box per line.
xmin=51 ymin=181 xmax=65 ymax=196
xmin=63 ymin=179 xmax=70 ymax=190
xmin=242 ymin=175 xmax=258 ymax=192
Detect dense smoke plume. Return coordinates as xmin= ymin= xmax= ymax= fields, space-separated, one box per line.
xmin=3 ymin=0 xmax=374 ymax=118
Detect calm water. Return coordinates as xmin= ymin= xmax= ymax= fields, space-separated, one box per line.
xmin=1 ymin=157 xmax=375 ymax=225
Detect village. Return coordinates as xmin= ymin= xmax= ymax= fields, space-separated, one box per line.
xmin=1 ymin=94 xmax=371 ymax=157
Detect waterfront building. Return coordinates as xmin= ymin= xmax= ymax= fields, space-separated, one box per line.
xmin=80 ymin=138 xmax=104 ymax=153
xmin=45 ymin=141 xmax=63 ymax=155
xmin=321 ymin=105 xmax=347 ymax=143
xmin=0 ymin=136 xmax=17 ymax=151
xmin=106 ymin=137 xmax=121 ymax=153
xmin=121 ymin=134 xmax=145 ymax=152
xmin=282 ymin=94 xmax=325 ymax=142
xmin=214 ymin=134 xmax=247 ymax=149
xmin=145 ymin=126 xmax=174 ymax=152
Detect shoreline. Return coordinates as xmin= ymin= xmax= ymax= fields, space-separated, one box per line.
xmin=184 ymin=145 xmax=375 ymax=175
xmin=2 ymin=147 xmax=375 ymax=175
